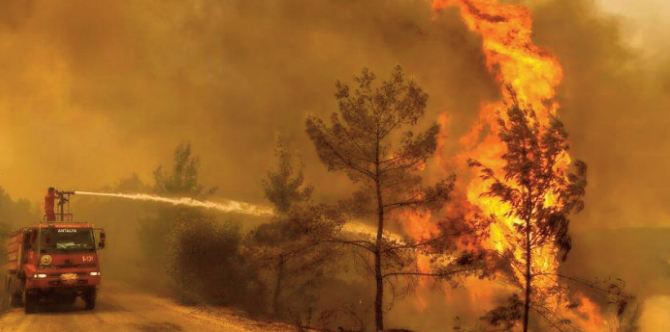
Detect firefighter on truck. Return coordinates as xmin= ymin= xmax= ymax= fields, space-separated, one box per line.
xmin=4 ymin=188 xmax=106 ymax=313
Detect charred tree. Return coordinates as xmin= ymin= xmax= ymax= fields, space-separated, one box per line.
xmin=306 ymin=66 xmax=455 ymax=331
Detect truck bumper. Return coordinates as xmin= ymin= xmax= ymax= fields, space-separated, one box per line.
xmin=26 ymin=276 xmax=100 ymax=292
xmin=25 ymin=285 xmax=98 ymax=302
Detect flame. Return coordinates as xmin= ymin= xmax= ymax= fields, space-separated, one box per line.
xmin=400 ymin=0 xmax=604 ymax=329
xmin=432 ymin=0 xmax=563 ymax=286
xmin=432 ymin=0 xmax=563 ymax=115
xmin=400 ymin=211 xmax=437 ymax=311
xmin=574 ymin=295 xmax=606 ymax=331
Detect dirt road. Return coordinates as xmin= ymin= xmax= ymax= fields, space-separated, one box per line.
xmin=0 ymin=282 xmax=292 ymax=332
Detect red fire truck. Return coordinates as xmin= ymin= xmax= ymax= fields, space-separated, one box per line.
xmin=4 ymin=189 xmax=106 ymax=313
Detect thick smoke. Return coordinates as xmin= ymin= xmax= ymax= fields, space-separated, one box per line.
xmin=0 ymin=0 xmax=495 ymax=204
xmin=0 ymin=0 xmax=666 ymax=230
xmin=532 ymin=1 xmax=670 ymax=329
xmin=532 ymin=0 xmax=670 ymax=230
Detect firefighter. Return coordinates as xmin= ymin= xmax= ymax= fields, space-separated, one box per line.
xmin=45 ymin=187 xmax=56 ymax=222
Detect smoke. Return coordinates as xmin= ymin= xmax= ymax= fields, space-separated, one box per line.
xmin=74 ymin=190 xmax=274 ymax=216
xmin=0 ymin=0 xmax=495 ymax=203
xmin=0 ymin=0 xmax=665 ymax=230
xmin=0 ymin=0 xmax=667 ymax=329
xmin=530 ymin=0 xmax=670 ymax=230
xmin=640 ymin=296 xmax=670 ymax=331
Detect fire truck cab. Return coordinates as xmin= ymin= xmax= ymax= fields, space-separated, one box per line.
xmin=3 ymin=189 xmax=106 ymax=313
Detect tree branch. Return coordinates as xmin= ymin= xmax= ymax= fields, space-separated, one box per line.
xmin=327 ymin=237 xmax=376 ymax=253
xmin=382 ymin=267 xmax=475 ymax=279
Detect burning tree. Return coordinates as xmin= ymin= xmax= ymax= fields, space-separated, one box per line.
xmin=306 ymin=66 xmax=457 ymax=331
xmin=425 ymin=1 xmax=634 ymax=330
xmin=469 ymin=102 xmax=587 ymax=331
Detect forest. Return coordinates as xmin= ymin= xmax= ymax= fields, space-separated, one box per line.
xmin=0 ymin=67 xmax=640 ymax=332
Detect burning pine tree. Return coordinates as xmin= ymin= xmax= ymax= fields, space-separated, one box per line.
xmin=428 ymin=0 xmax=630 ymax=330
xmin=470 ymin=100 xmax=587 ymax=331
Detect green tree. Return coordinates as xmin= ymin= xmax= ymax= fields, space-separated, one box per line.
xmin=306 ymin=66 xmax=454 ymax=331
xmin=138 ymin=142 xmax=214 ymax=287
xmin=261 ymin=139 xmax=313 ymax=214
xmin=153 ymin=142 xmax=214 ymax=196
xmin=249 ymin=140 xmax=342 ymax=323
xmin=470 ymin=104 xmax=587 ymax=332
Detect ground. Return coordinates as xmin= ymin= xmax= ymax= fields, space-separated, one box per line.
xmin=0 ymin=282 xmax=292 ymax=332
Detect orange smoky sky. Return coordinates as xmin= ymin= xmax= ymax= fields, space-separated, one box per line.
xmin=0 ymin=0 xmax=668 ymax=230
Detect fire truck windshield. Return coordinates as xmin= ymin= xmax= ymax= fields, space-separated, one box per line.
xmin=40 ymin=228 xmax=95 ymax=252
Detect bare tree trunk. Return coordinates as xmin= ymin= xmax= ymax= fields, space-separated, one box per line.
xmin=374 ymin=136 xmax=385 ymax=332
xmin=273 ymin=255 xmax=285 ymax=316
xmin=374 ymin=194 xmax=384 ymax=332
xmin=522 ymin=217 xmax=532 ymax=332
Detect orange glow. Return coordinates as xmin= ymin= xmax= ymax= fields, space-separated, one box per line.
xmin=400 ymin=211 xmax=437 ymax=311
xmin=432 ymin=0 xmax=563 ymax=116
xmin=400 ymin=0 xmax=604 ymax=329
xmin=574 ymin=295 xmax=606 ymax=331
xmin=432 ymin=0 xmax=563 ymax=287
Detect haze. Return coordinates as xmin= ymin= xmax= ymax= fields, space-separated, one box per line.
xmin=0 ymin=0 xmax=669 ymax=330
xmin=0 ymin=0 xmax=667 ymax=230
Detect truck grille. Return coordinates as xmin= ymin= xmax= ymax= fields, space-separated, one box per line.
xmin=48 ymin=279 xmax=88 ymax=286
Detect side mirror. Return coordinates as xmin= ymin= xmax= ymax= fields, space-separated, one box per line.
xmin=23 ymin=229 xmax=34 ymax=250
xmin=98 ymin=231 xmax=106 ymax=249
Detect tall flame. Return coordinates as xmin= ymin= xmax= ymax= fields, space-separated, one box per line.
xmin=433 ymin=0 xmax=563 ymax=112
xmin=405 ymin=0 xmax=608 ymax=329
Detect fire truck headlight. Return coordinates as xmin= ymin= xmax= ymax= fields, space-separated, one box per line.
xmin=40 ymin=255 xmax=53 ymax=266
xmin=89 ymin=272 xmax=101 ymax=276
xmin=33 ymin=273 xmax=47 ymax=279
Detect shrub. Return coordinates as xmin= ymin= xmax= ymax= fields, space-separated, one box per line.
xmin=170 ymin=219 xmax=266 ymax=313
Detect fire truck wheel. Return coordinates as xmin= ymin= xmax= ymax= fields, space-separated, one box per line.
xmin=2 ymin=291 xmax=9 ymax=309
xmin=62 ymin=294 xmax=76 ymax=305
xmin=7 ymin=279 xmax=23 ymax=307
xmin=2 ymin=282 xmax=10 ymax=308
xmin=10 ymin=291 xmax=22 ymax=307
xmin=84 ymin=288 xmax=96 ymax=310
xmin=23 ymin=292 xmax=38 ymax=314
xmin=3 ymin=277 xmax=18 ymax=308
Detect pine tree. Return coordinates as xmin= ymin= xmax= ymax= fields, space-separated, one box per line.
xmin=306 ymin=66 xmax=454 ymax=331
xmin=470 ymin=103 xmax=587 ymax=332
